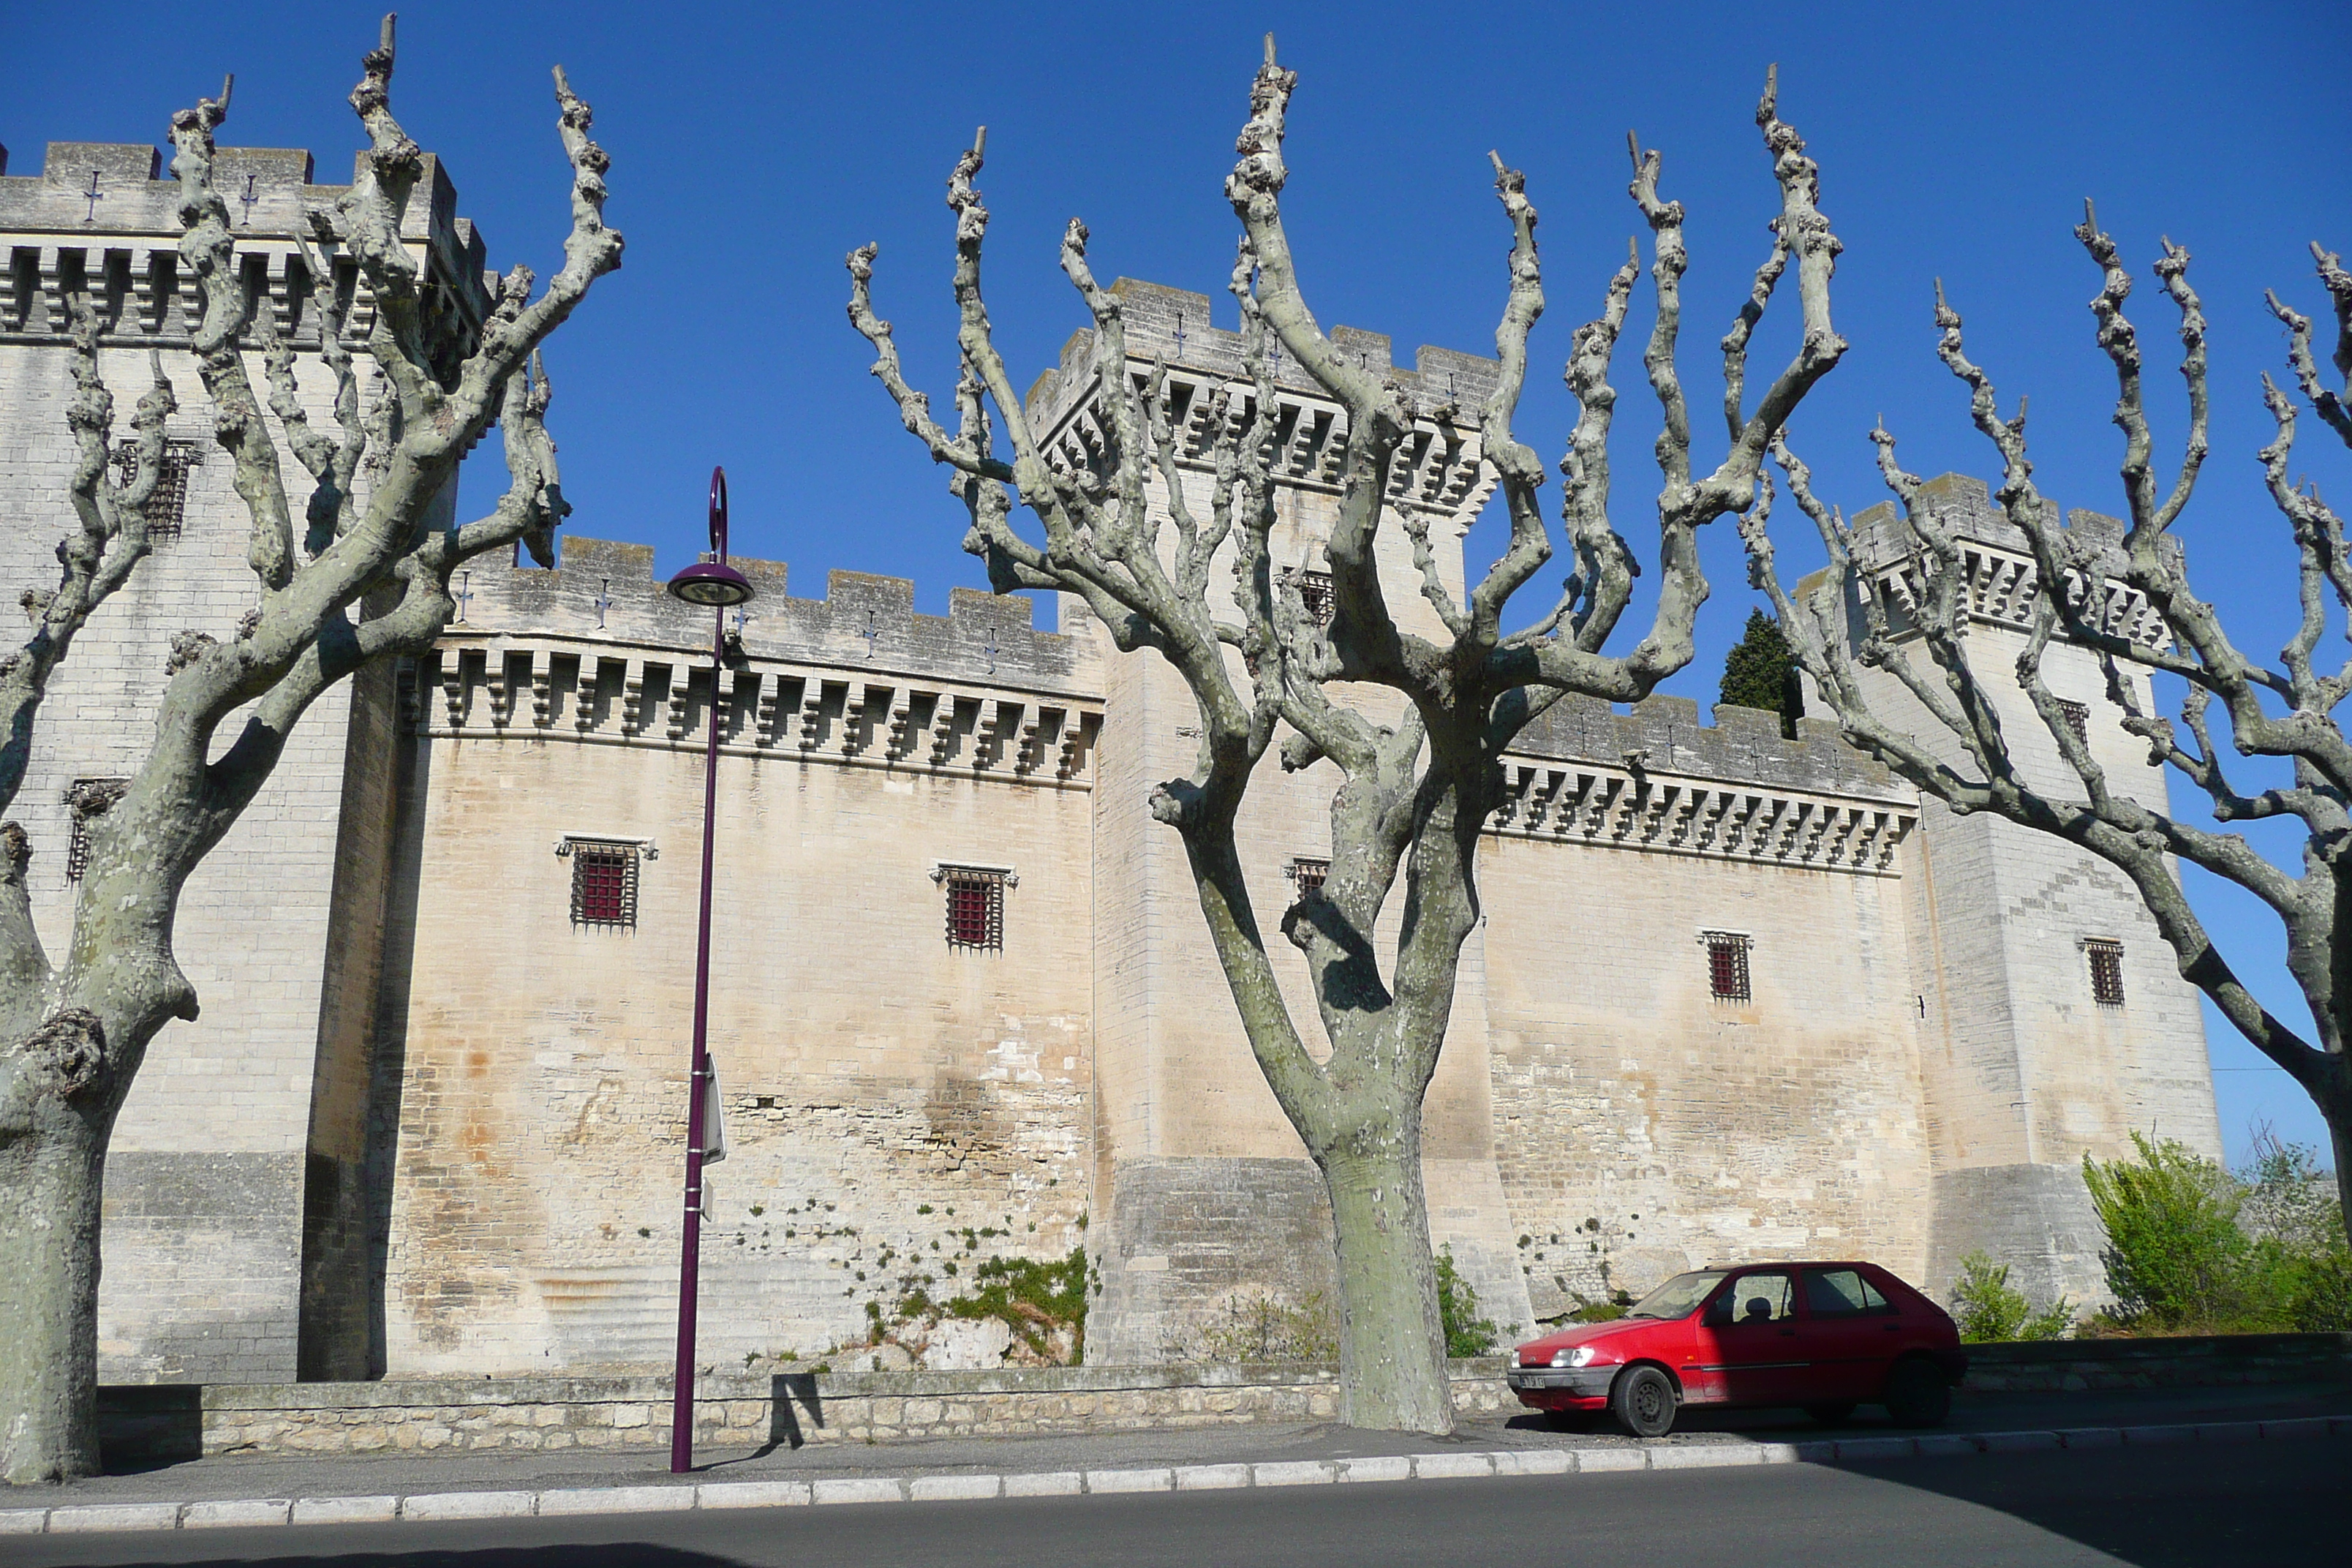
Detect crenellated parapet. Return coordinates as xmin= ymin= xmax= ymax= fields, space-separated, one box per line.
xmin=1488 ymin=694 xmax=1915 ymax=876
xmin=1 ymin=140 xmax=492 ymax=380
xmin=1023 ymin=279 xmax=1499 ymax=529
xmin=1845 ymin=473 xmax=2176 ymax=650
xmin=415 ymin=537 xmax=1104 ymax=788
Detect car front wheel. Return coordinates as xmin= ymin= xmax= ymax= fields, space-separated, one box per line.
xmin=1610 ymin=1364 xmax=1678 ymax=1439
xmin=1882 ymin=1357 xmax=1952 ymax=1427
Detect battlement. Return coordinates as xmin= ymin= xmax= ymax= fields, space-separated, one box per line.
xmin=459 ymin=535 xmax=1099 ymax=698
xmin=1841 ymin=473 xmax=2176 ymax=649
xmin=1490 ymin=695 xmax=1914 ymax=875
xmin=1023 ymin=279 xmax=1500 ymax=523
xmin=1 ymin=140 xmax=490 ymax=355
xmin=1512 ymin=693 xmax=1904 ymax=800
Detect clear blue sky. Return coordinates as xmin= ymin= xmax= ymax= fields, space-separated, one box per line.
xmin=10 ymin=1 xmax=2348 ymax=1166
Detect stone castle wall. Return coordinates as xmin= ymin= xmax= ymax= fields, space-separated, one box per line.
xmin=374 ymin=542 xmax=1104 ymax=1375
xmin=0 ymin=137 xmax=485 ymax=1383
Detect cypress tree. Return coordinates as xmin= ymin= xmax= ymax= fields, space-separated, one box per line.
xmin=1719 ymin=608 xmax=1805 ymax=737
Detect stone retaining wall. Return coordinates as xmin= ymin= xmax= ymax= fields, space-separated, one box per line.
xmin=99 ymin=1362 xmax=1518 ymax=1462
xmin=1961 ymin=1332 xmax=2352 ymax=1392
xmin=97 ymin=1334 xmax=2352 ymax=1463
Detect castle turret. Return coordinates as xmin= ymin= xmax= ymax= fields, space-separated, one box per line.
xmin=0 ymin=137 xmax=492 ymax=1382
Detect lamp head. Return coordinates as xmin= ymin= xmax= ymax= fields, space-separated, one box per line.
xmin=668 ymin=560 xmax=754 ymax=608
xmin=666 ymin=464 xmax=755 ymax=607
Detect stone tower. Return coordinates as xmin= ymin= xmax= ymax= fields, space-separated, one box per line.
xmin=0 ymin=137 xmax=491 ymax=1381
xmin=1022 ymin=281 xmax=1541 ymax=1358
xmin=1840 ymin=478 xmax=2222 ymax=1308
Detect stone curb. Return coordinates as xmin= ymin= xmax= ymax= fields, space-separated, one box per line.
xmin=4 ymin=1415 xmax=2345 ymax=1536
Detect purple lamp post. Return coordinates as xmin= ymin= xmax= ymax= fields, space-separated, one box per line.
xmin=665 ymin=467 xmax=755 ymax=1473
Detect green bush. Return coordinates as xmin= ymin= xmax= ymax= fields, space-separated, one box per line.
xmin=1436 ymin=1245 xmax=1500 ymax=1357
xmin=2082 ymin=1131 xmax=2351 ymax=1334
xmin=2083 ymin=1134 xmax=2253 ymax=1332
xmin=1949 ymin=1251 xmax=2074 ymax=1342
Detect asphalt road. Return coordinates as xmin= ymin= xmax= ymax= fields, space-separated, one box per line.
xmin=10 ymin=1440 xmax=2338 ymax=1568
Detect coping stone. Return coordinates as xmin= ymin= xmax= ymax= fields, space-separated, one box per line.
xmin=2195 ymin=1422 xmax=2261 ymax=1444
xmin=2122 ymin=1424 xmax=2199 ymax=1446
xmin=1085 ymin=1466 xmax=1174 ymax=1494
xmin=1646 ymin=1444 xmax=1765 ymax=1470
xmin=1575 ymin=1447 xmax=1649 ymax=1472
xmin=1003 ymin=1470 xmax=1083 ymax=1497
xmin=2258 ymin=1417 xmax=2332 ymax=1441
xmin=696 ymin=1481 xmax=810 ymax=1509
xmin=1914 ymin=1435 xmax=1984 ymax=1458
xmin=1251 ymin=1460 xmax=1334 ymax=1486
xmin=1411 ymin=1452 xmax=1495 ymax=1479
xmin=181 ymin=1499 xmax=293 ymax=1529
xmin=293 ymin=1496 xmax=398 ymax=1525
xmin=1492 ymin=1449 xmax=1576 ymax=1476
xmin=402 ymin=1490 xmax=537 ymax=1520
xmin=1833 ymin=1437 xmax=1917 ymax=1460
xmin=1980 ymin=1431 xmax=2061 ymax=1453
xmin=0 ymin=1509 xmax=52 ymax=1534
xmin=537 ymin=1485 xmax=694 ymax=1515
xmin=1174 ymin=1463 xmax=1253 ymax=1490
xmin=910 ymin=1474 xmax=1002 ymax=1502
xmin=812 ymin=1477 xmax=908 ymax=1506
xmin=1337 ymin=1455 xmax=1414 ymax=1483
xmin=47 ymin=1503 xmax=184 ymax=1534
xmin=2057 ymin=1428 xmax=2123 ymax=1449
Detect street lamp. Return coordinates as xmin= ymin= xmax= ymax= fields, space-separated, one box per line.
xmin=666 ymin=466 xmax=754 ymax=1474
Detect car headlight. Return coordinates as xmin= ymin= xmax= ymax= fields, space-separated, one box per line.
xmin=1550 ymin=1346 xmax=1598 ymax=1368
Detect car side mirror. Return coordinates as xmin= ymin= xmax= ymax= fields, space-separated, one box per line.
xmin=1703 ymin=1297 xmax=1733 ymax=1328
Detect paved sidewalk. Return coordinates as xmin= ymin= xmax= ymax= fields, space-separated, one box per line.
xmin=4 ymin=1384 xmax=2345 ymax=1537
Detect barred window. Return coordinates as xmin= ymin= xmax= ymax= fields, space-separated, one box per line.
xmin=110 ymin=437 xmax=201 ymax=541
xmin=63 ymin=777 xmax=129 ymax=883
xmin=1288 ymin=856 xmax=1330 ymax=894
xmin=1703 ymin=931 xmax=1752 ymax=1002
xmin=2085 ymin=940 xmax=2125 ymax=1006
xmin=565 ymin=838 xmax=640 ymax=927
xmin=1284 ymin=568 xmax=1336 ymax=628
xmin=2056 ymin=699 xmax=2089 ymax=747
xmin=934 ymin=864 xmax=1010 ymax=951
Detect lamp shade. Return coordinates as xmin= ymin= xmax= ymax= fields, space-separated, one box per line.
xmin=667 ymin=560 xmax=754 ymax=608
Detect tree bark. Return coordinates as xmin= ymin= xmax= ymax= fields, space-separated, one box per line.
xmin=0 ymin=1011 xmax=116 ymax=1485
xmin=1317 ymin=1123 xmax=1450 ymax=1433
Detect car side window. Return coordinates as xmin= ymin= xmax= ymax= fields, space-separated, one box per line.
xmin=1714 ymin=1271 xmax=1795 ymax=1324
xmin=1806 ymin=1267 xmax=1898 ymax=1316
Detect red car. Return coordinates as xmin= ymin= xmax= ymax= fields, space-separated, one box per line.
xmin=1508 ymin=1260 xmax=1967 ymax=1438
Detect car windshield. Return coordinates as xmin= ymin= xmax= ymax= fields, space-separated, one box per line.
xmin=1625 ymin=1270 xmax=1727 ymax=1319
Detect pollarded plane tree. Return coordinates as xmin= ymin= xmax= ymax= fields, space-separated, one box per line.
xmin=848 ymin=37 xmax=1846 ymax=1433
xmin=0 ymin=17 xmax=623 ymax=1484
xmin=1741 ymin=214 xmax=2352 ymax=1236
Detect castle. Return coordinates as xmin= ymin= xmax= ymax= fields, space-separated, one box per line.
xmin=1 ymin=137 xmax=2221 ymax=1386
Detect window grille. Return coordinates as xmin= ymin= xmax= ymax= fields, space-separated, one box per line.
xmin=565 ymin=838 xmax=640 ymax=927
xmin=110 ymin=437 xmax=201 ymax=541
xmin=2056 ymin=699 xmax=2089 ymax=747
xmin=1284 ymin=568 xmax=1336 ymax=628
xmin=1703 ymin=931 xmax=1752 ymax=1002
xmin=2085 ymin=939 xmax=2125 ymax=1006
xmin=1288 ymin=856 xmax=1330 ymax=894
xmin=935 ymin=865 xmax=1009 ymax=950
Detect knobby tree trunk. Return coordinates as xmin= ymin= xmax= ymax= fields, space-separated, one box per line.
xmin=0 ymin=15 xmax=620 ymax=1484
xmin=0 ymin=998 xmax=116 ymax=1483
xmin=850 ymin=39 xmax=1842 ymax=1431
